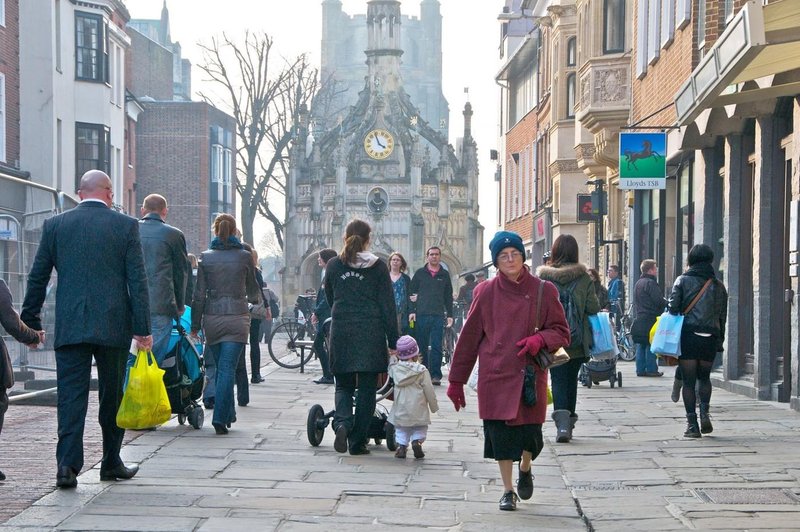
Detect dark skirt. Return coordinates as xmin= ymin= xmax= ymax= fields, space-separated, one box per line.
xmin=483 ymin=420 xmax=544 ymax=461
xmin=680 ymin=332 xmax=717 ymax=362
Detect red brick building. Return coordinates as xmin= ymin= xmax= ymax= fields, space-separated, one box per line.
xmin=0 ymin=0 xmax=20 ymax=169
xmin=135 ymin=101 xmax=235 ymax=255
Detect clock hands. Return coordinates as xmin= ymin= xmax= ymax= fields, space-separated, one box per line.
xmin=375 ymin=137 xmax=386 ymax=149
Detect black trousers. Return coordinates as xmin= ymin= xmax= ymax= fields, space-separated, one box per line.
xmin=55 ymin=344 xmax=127 ymax=473
xmin=333 ymin=372 xmax=378 ymax=452
xmin=313 ymin=321 xmax=332 ymax=379
xmin=235 ymin=345 xmax=249 ymax=406
xmin=249 ymin=318 xmax=262 ymax=379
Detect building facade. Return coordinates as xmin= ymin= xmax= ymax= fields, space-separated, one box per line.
xmin=498 ymin=0 xmax=800 ymax=409
xmin=319 ymin=0 xmax=449 ymax=140
xmin=283 ymin=0 xmax=483 ymax=301
xmin=135 ymin=101 xmax=235 ymax=255
xmin=19 ymin=0 xmax=131 ymax=199
xmin=0 ymin=0 xmax=20 ymax=171
xmin=127 ymin=2 xmax=235 ymax=254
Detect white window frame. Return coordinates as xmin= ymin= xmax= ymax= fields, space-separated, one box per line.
xmin=0 ymin=1 xmax=5 ymax=27
xmin=660 ymin=0 xmax=676 ymax=49
xmin=676 ymin=0 xmax=691 ymax=29
xmin=636 ymin=0 xmax=649 ymax=78
xmin=0 ymin=73 xmax=6 ymax=163
xmin=647 ymin=0 xmax=661 ymax=65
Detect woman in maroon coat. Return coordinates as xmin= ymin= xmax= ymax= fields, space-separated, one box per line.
xmin=447 ymin=231 xmax=570 ymax=511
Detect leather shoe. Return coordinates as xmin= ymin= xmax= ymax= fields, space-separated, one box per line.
xmin=314 ymin=377 xmax=335 ymax=385
xmin=0 ymin=470 xmax=5 ymax=481
xmin=349 ymin=446 xmax=371 ymax=456
xmin=100 ymin=463 xmax=139 ymax=481
xmin=56 ymin=466 xmax=77 ymax=488
xmin=431 ymin=379 xmax=441 ymax=386
xmin=644 ymin=371 xmax=664 ymax=377
xmin=250 ymin=375 xmax=264 ymax=384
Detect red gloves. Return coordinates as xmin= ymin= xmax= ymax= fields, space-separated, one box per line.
xmin=516 ymin=334 xmax=545 ymax=359
xmin=447 ymin=382 xmax=466 ymax=411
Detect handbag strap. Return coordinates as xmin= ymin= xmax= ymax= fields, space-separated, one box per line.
xmin=683 ymin=279 xmax=712 ymax=315
xmin=533 ymin=280 xmax=544 ymax=334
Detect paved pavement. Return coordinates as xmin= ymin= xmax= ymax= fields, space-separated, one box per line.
xmin=3 ymin=356 xmax=800 ymax=531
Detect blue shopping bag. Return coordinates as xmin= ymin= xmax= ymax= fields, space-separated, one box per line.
xmin=589 ymin=312 xmax=616 ymax=359
xmin=650 ymin=312 xmax=683 ymax=357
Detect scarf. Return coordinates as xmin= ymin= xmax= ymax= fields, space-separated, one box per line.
xmin=684 ymin=262 xmax=716 ymax=280
xmin=210 ymin=236 xmax=243 ymax=250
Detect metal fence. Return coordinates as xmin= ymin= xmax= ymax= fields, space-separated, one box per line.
xmin=1 ymin=172 xmax=78 ymax=375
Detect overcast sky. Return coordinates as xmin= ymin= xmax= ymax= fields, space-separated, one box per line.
xmin=126 ymin=0 xmax=502 ymax=251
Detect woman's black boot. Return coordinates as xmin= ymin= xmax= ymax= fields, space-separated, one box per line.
xmin=684 ymin=413 xmax=701 ymax=438
xmin=699 ymin=403 xmax=713 ymax=434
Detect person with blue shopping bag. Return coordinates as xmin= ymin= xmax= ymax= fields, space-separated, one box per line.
xmin=631 ymin=260 xmax=666 ymax=377
xmin=667 ymin=244 xmax=728 ymax=438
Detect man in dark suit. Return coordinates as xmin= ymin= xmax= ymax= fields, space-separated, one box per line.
xmin=139 ymin=193 xmax=188 ymax=365
xmin=21 ymin=170 xmax=152 ymax=489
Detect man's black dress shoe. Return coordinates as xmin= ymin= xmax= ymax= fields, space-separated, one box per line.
xmin=313 ymin=377 xmax=334 ymax=385
xmin=100 ymin=463 xmax=139 ymax=481
xmin=56 ymin=466 xmax=77 ymax=488
xmin=251 ymin=375 xmax=264 ymax=384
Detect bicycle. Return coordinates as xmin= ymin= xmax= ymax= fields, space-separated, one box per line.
xmin=442 ymin=309 xmax=459 ymax=366
xmin=610 ymin=300 xmax=636 ymax=361
xmin=268 ymin=317 xmax=316 ymax=369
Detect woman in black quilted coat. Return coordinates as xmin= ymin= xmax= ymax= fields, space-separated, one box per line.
xmin=324 ymin=219 xmax=399 ymax=455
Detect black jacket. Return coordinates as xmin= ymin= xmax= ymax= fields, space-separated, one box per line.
xmin=409 ymin=265 xmax=454 ymax=318
xmin=631 ymin=274 xmax=666 ymax=343
xmin=139 ymin=213 xmax=188 ymax=317
xmin=668 ymin=264 xmax=728 ymax=340
xmin=21 ymin=201 xmax=151 ymax=349
xmin=324 ymin=254 xmax=398 ymax=374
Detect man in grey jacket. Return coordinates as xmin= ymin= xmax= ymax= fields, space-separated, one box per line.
xmin=139 ymin=194 xmax=189 ymax=365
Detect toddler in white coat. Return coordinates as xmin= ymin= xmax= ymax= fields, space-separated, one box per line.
xmin=388 ymin=335 xmax=439 ymax=459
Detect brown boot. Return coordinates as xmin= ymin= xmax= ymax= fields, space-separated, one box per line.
xmin=395 ymin=445 xmax=407 ymax=459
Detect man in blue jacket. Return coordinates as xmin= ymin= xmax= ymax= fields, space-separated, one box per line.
xmin=408 ymin=246 xmax=453 ymax=385
xmin=22 ymin=170 xmax=152 ymax=489
xmin=311 ymin=248 xmax=337 ymax=384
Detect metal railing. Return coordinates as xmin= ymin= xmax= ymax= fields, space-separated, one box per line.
xmin=1 ymin=171 xmax=78 ymax=377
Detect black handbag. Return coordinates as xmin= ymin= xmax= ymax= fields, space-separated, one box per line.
xmin=531 ymin=281 xmax=570 ymax=370
xmin=522 ymin=364 xmax=537 ymax=406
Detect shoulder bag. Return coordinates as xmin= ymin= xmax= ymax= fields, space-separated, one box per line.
xmin=531 ymin=281 xmax=570 ymax=371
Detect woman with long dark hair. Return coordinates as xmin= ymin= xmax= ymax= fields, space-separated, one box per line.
xmin=388 ymin=252 xmax=412 ymax=334
xmin=191 ymin=214 xmax=261 ymax=435
xmin=667 ymin=244 xmax=727 ymax=438
xmin=324 ymin=219 xmax=399 ymax=455
xmin=536 ymin=234 xmax=600 ymax=443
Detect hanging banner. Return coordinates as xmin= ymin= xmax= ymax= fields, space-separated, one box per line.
xmin=618 ymin=132 xmax=667 ymax=189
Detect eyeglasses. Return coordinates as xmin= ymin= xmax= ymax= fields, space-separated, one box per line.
xmin=497 ymin=251 xmax=524 ymax=262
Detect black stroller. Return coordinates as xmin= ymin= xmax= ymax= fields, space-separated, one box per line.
xmin=306 ymin=374 xmax=398 ymax=451
xmin=306 ymin=321 xmax=397 ymax=450
xmin=162 ymin=310 xmax=205 ymax=429
xmin=579 ymin=355 xmax=622 ymax=388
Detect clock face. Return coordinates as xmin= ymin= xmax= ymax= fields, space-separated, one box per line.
xmin=364 ymin=129 xmax=394 ymax=160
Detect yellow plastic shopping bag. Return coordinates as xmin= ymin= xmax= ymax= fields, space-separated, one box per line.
xmin=116 ymin=349 xmax=171 ymax=430
xmin=649 ymin=315 xmax=660 ymax=344
xmin=547 ymin=385 xmax=553 ymax=405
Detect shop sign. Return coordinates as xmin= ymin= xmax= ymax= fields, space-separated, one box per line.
xmin=533 ymin=211 xmax=550 ymax=243
xmin=619 ymin=132 xmax=667 ymax=189
xmin=576 ymin=194 xmax=595 ymax=222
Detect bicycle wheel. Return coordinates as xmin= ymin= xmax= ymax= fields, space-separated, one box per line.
xmin=617 ymin=334 xmax=637 ymax=361
xmin=442 ymin=328 xmax=455 ymax=365
xmin=268 ymin=320 xmax=315 ymax=369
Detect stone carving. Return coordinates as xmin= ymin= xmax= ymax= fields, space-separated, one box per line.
xmin=593 ymin=67 xmax=629 ymax=105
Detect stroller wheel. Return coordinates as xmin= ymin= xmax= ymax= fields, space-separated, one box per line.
xmin=189 ymin=407 xmax=204 ymax=429
xmin=586 ymin=379 xmax=592 ymax=389
xmin=307 ymin=404 xmax=327 ymax=447
xmin=374 ymin=438 xmax=383 ymax=445
xmin=617 ymin=372 xmax=623 ymax=387
xmin=178 ymin=414 xmax=186 ymax=425
xmin=385 ymin=422 xmax=398 ymax=451
xmin=610 ymin=377 xmax=615 ymax=388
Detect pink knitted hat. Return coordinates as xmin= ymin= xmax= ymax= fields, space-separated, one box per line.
xmin=396 ymin=335 xmax=419 ymax=360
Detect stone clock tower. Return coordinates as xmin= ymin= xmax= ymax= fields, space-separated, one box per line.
xmin=282 ymin=0 xmax=482 ymax=302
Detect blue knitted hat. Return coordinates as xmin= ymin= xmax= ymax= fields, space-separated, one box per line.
xmin=489 ymin=231 xmax=525 ymax=265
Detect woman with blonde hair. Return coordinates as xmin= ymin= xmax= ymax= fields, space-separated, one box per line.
xmin=324 ymin=219 xmax=399 ymax=455
xmin=191 ymin=214 xmax=261 ymax=434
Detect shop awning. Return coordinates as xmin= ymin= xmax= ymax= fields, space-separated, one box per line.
xmin=675 ymin=0 xmax=800 ymax=126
